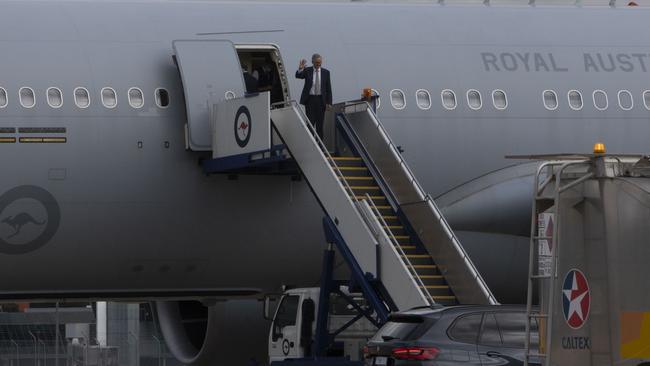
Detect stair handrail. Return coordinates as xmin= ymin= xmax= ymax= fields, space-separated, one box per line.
xmin=364 ymin=193 xmax=435 ymax=306
xmin=342 ymin=101 xmax=426 ymax=203
xmin=422 ymin=194 xmax=497 ymax=305
xmin=273 ymin=100 xmax=367 ymax=209
xmin=342 ymin=100 xmax=497 ymax=305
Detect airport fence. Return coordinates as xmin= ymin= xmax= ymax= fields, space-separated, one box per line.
xmin=0 ymin=335 xmax=181 ymax=366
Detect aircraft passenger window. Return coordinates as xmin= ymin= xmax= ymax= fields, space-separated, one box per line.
xmin=644 ymin=91 xmax=650 ymax=110
xmin=467 ymin=89 xmax=482 ymax=110
xmin=390 ymin=89 xmax=406 ymax=110
xmin=568 ymin=90 xmax=583 ymax=110
xmin=592 ymin=90 xmax=608 ymax=111
xmin=0 ymin=88 xmax=7 ymax=108
xmin=416 ymin=89 xmax=431 ymax=110
xmin=74 ymin=87 xmax=90 ymax=108
xmin=492 ymin=90 xmax=507 ymax=110
xmin=128 ymin=88 xmax=144 ymax=109
xmin=543 ymin=90 xmax=558 ymax=110
xmin=47 ymin=87 xmax=63 ymax=108
xmin=19 ymin=87 xmax=35 ymax=108
xmin=155 ymin=88 xmax=170 ymax=108
xmin=101 ymin=87 xmax=117 ymax=109
xmin=441 ymin=89 xmax=457 ymax=110
xmin=618 ymin=90 xmax=633 ymax=110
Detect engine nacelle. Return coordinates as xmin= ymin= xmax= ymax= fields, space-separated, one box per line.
xmin=155 ymin=301 xmax=218 ymax=365
xmin=155 ymin=299 xmax=269 ymax=365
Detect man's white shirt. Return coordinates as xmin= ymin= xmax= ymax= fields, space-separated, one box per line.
xmin=310 ymin=68 xmax=321 ymax=96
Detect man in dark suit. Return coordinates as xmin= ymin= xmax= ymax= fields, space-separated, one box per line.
xmin=295 ymin=53 xmax=332 ymax=138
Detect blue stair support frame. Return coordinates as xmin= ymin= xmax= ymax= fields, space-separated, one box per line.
xmin=202 ymin=144 xmax=287 ymax=171
xmin=271 ymin=218 xmax=391 ymax=366
xmin=319 ymin=216 xmax=394 ymax=330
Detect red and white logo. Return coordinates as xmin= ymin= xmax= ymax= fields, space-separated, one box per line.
xmin=562 ymin=269 xmax=590 ymax=329
xmin=234 ymin=106 xmax=252 ymax=148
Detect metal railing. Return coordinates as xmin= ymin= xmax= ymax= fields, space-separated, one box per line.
xmin=273 ymin=100 xmax=435 ymax=309
xmin=523 ymin=160 xmax=592 ymax=366
xmin=0 ymin=334 xmax=176 ymax=366
xmin=339 ymin=101 xmax=496 ymax=305
xmin=363 ymin=193 xmax=435 ymax=305
xmin=273 ymin=101 xmax=367 ymax=212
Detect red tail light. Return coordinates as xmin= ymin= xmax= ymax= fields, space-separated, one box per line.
xmin=391 ymin=347 xmax=440 ymax=360
xmin=363 ymin=346 xmax=369 ymax=358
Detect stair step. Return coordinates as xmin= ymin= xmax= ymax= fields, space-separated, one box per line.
xmin=374 ymin=205 xmax=392 ymax=210
xmin=383 ymin=225 xmax=404 ymax=230
xmin=379 ymin=216 xmax=401 ymax=225
xmin=398 ymin=246 xmax=419 ymax=252
xmin=432 ymin=295 xmax=457 ymax=302
xmin=419 ymin=278 xmax=447 ymax=286
xmin=402 ymin=254 xmax=430 ymax=259
xmin=340 ymin=176 xmax=374 ymax=181
xmin=348 ymin=186 xmax=384 ymax=196
xmin=373 ymin=206 xmax=397 ymax=216
xmin=392 ymin=235 xmax=411 ymax=242
xmin=355 ymin=196 xmax=389 ymax=207
xmin=381 ymin=215 xmax=398 ymax=220
xmin=328 ymin=157 xmax=362 ymax=161
xmin=403 ymin=256 xmax=434 ymax=266
xmin=338 ymin=169 xmax=371 ymax=177
xmin=338 ymin=167 xmax=368 ymax=171
xmin=411 ymin=265 xmax=440 ymax=276
xmin=354 ymin=195 xmax=386 ymax=200
xmin=419 ymin=275 xmax=443 ymax=279
xmin=420 ymin=285 xmax=450 ymax=290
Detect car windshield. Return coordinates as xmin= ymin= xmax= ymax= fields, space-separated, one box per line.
xmin=371 ymin=314 xmax=431 ymax=342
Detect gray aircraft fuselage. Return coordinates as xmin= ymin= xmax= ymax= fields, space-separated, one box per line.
xmin=0 ymin=0 xmax=648 ymax=301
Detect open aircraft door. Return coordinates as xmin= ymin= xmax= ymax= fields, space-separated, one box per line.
xmin=173 ymin=40 xmax=245 ymax=151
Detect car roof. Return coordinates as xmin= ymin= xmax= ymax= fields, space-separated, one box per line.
xmin=399 ymin=304 xmax=529 ymax=317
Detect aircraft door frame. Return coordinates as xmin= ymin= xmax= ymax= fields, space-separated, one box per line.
xmin=172 ymin=39 xmax=245 ymax=151
xmin=234 ymin=44 xmax=291 ymax=105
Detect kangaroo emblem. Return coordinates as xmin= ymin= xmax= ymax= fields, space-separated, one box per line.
xmin=1 ymin=213 xmax=46 ymax=239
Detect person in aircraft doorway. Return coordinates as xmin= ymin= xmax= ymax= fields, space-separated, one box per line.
xmin=243 ymin=68 xmax=259 ymax=94
xmin=296 ymin=53 xmax=332 ymax=139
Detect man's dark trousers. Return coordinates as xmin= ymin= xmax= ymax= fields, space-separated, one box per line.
xmin=306 ymin=95 xmax=325 ymax=138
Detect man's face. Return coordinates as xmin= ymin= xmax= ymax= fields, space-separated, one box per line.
xmin=313 ymin=57 xmax=322 ymax=69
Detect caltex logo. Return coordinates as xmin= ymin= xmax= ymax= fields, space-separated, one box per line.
xmin=562 ymin=269 xmax=590 ymax=329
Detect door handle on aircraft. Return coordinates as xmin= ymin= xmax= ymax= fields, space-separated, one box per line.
xmin=486 ymin=351 xmax=502 ymax=358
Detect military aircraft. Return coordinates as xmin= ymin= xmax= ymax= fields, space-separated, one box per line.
xmin=0 ymin=0 xmax=648 ymax=364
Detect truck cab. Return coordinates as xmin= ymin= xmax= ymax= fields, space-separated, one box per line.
xmin=266 ymin=287 xmax=376 ymax=364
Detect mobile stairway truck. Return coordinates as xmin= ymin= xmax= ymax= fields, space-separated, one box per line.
xmin=520 ymin=144 xmax=650 ymax=366
xmin=198 ymin=91 xmax=496 ymax=365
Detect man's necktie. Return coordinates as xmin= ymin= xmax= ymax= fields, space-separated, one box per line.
xmin=315 ymin=70 xmax=321 ymax=95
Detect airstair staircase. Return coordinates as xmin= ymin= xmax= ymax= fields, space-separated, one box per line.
xmin=331 ymin=155 xmax=455 ymax=305
xmin=271 ymin=100 xmax=496 ymax=312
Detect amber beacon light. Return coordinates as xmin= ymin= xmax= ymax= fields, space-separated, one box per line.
xmin=593 ymin=142 xmax=606 ymax=155
xmin=362 ymin=88 xmax=373 ymax=98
